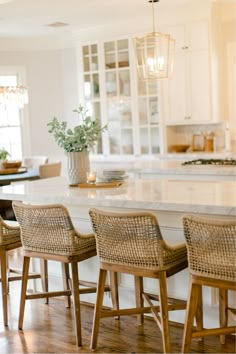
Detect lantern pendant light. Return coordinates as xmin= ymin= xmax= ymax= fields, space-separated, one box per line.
xmin=134 ymin=0 xmax=175 ymax=81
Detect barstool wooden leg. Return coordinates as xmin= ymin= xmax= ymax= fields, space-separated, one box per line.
xmin=219 ymin=288 xmax=228 ymax=344
xmin=61 ymin=263 xmax=71 ymax=308
xmin=135 ymin=275 xmax=144 ymax=325
xmin=71 ymin=262 xmax=81 ymax=347
xmin=109 ymin=271 xmax=119 ymax=318
xmin=19 ymin=256 xmax=30 ymax=330
xmin=91 ymin=268 xmax=107 ymax=351
xmin=40 ymin=259 xmax=49 ymax=304
xmin=182 ymin=278 xmax=199 ymax=353
xmin=196 ymin=284 xmax=203 ymax=338
xmin=6 ymin=251 xmax=10 ymax=294
xmin=158 ymin=272 xmax=170 ymax=354
xmin=1 ymin=251 xmax=8 ymax=326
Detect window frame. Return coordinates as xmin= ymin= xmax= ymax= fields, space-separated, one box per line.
xmin=0 ymin=65 xmax=31 ymax=159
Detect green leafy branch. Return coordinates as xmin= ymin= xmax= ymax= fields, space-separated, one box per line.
xmin=47 ymin=106 xmax=107 ymax=152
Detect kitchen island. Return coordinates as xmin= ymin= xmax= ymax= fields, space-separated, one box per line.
xmin=0 ymin=176 xmax=235 ymax=327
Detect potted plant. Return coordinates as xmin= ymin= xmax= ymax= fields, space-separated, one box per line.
xmin=0 ymin=148 xmax=10 ymax=161
xmin=0 ymin=148 xmax=10 ymax=169
xmin=47 ymin=106 xmax=106 ymax=184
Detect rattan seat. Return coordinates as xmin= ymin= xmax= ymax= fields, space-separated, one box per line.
xmin=182 ymin=215 xmax=236 ymax=353
xmin=89 ymin=208 xmax=189 ymax=353
xmin=0 ymin=216 xmax=44 ymax=326
xmin=12 ymin=201 xmax=118 ymax=347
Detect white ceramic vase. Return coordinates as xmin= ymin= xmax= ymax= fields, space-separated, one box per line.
xmin=66 ymin=151 xmax=90 ymax=185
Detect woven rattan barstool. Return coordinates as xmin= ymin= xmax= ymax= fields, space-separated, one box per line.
xmin=182 ymin=215 xmax=236 ymax=353
xmin=12 ymin=201 xmax=99 ymax=346
xmin=89 ymin=208 xmax=189 ymax=353
xmin=0 ymin=216 xmax=44 ymax=326
xmin=13 ymin=201 xmax=118 ymax=346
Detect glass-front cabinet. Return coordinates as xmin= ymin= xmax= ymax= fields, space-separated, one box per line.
xmin=82 ymin=43 xmax=103 ymax=154
xmin=80 ymin=37 xmax=162 ymax=157
xmin=137 ymin=80 xmax=160 ymax=154
xmin=104 ymin=39 xmax=134 ymax=155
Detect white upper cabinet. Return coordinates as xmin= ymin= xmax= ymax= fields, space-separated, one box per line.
xmin=169 ymin=21 xmax=209 ymax=52
xmin=80 ymin=37 xmax=162 ymax=156
xmin=164 ymin=21 xmax=213 ymax=125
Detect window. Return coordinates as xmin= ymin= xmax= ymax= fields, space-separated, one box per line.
xmin=0 ymin=75 xmax=23 ymax=160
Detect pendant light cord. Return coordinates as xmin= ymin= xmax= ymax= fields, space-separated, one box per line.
xmin=150 ymin=0 xmax=159 ymax=33
xmin=152 ymin=0 xmax=156 ymax=33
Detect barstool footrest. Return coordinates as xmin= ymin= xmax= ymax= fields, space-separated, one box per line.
xmin=192 ymin=326 xmax=236 ymax=338
xmin=25 ymin=290 xmax=71 ymax=300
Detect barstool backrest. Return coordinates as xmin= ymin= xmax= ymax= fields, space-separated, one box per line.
xmin=89 ymin=208 xmax=167 ymax=269
xmin=0 ymin=216 xmax=20 ymax=245
xmin=39 ymin=161 xmax=61 ymax=178
xmin=13 ymin=201 xmax=82 ymax=256
xmin=182 ymin=215 xmax=236 ymax=282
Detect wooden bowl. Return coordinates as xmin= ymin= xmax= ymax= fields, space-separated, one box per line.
xmin=1 ymin=160 xmax=22 ymax=169
xmin=169 ymin=145 xmax=190 ymax=153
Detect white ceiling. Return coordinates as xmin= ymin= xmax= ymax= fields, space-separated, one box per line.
xmin=0 ymin=0 xmax=234 ymax=51
xmin=0 ymin=0 xmax=212 ymax=39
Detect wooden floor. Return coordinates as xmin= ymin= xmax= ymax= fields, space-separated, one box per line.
xmin=0 ymin=280 xmax=235 ymax=354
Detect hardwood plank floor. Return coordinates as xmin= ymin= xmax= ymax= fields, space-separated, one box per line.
xmin=0 ymin=281 xmax=235 ymax=354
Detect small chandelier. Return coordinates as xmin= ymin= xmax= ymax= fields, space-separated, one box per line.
xmin=0 ymin=85 xmax=29 ymax=108
xmin=134 ymin=0 xmax=175 ymax=81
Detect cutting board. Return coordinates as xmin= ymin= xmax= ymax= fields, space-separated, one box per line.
xmin=70 ymin=181 xmax=123 ymax=188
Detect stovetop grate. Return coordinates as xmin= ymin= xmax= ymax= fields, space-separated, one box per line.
xmin=182 ymin=159 xmax=236 ymax=166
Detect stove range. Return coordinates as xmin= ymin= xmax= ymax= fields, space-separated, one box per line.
xmin=182 ymin=159 xmax=236 ymax=166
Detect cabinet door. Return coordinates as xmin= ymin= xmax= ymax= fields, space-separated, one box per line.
xmin=82 ymin=44 xmax=103 ymax=154
xmin=104 ymin=39 xmax=134 ymax=155
xmin=190 ymin=51 xmax=211 ymax=122
xmin=106 ymin=99 xmax=133 ymax=155
xmin=165 ymin=24 xmax=186 ymax=53
xmin=137 ymin=81 xmax=161 ymax=154
xmin=165 ymin=20 xmax=211 ymax=125
xmin=188 ymin=21 xmax=209 ymax=51
xmin=166 ymin=21 xmax=209 ymax=52
xmin=166 ymin=50 xmax=211 ymax=125
xmin=166 ymin=52 xmax=189 ymax=124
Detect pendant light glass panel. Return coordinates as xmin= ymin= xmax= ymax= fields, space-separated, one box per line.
xmin=134 ymin=31 xmax=175 ymax=81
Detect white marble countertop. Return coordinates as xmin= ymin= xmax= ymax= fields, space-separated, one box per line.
xmin=0 ymin=177 xmax=235 ymax=216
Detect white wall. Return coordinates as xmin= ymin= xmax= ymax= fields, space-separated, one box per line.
xmin=0 ymin=48 xmax=79 ymax=166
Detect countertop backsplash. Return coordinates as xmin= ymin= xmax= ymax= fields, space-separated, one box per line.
xmin=165 ymin=122 xmax=229 ymax=154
